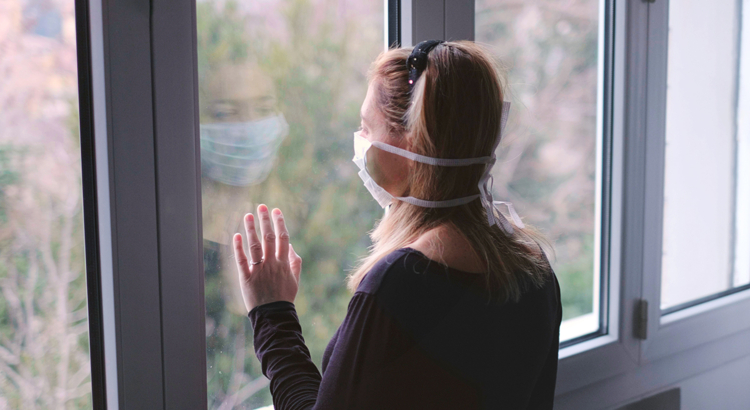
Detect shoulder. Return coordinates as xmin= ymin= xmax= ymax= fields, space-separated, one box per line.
xmin=355 ymin=248 xmax=419 ymax=296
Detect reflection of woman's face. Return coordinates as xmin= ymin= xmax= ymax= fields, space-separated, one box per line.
xmin=359 ymin=81 xmax=410 ymax=198
xmin=204 ymin=63 xmax=277 ymax=123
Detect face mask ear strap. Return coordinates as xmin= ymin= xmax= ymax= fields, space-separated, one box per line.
xmin=369 ymin=140 xmax=494 ymax=166
xmin=478 ymin=100 xmax=522 ymax=235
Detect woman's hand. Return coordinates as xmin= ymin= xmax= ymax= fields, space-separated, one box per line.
xmin=233 ymin=204 xmax=302 ymax=313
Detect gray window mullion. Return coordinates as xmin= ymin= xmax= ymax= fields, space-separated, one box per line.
xmin=88 ymin=0 xmax=166 ymax=407
xmin=403 ymin=0 xmax=473 ymax=47
xmin=444 ymin=0 xmax=474 ymax=41
xmin=404 ymin=0 xmax=445 ymax=45
xmin=151 ymin=0 xmax=208 ymax=408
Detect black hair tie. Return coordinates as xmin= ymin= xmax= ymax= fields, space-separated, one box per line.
xmin=407 ymin=39 xmax=445 ymax=93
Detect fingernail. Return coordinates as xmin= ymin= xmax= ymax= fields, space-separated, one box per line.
xmin=272 ymin=208 xmax=281 ymax=216
xmin=258 ymin=204 xmax=268 ymax=213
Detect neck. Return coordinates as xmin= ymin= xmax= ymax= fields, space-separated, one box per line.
xmin=407 ymin=224 xmax=487 ymax=274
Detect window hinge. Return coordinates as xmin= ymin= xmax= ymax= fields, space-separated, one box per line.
xmin=634 ymin=299 xmax=649 ymax=340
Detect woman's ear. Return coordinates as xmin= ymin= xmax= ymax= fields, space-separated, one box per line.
xmin=401 ymin=129 xmax=416 ymax=151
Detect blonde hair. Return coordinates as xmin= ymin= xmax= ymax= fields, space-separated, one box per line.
xmin=346 ymin=41 xmax=553 ymax=304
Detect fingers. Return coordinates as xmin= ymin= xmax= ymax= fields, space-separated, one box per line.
xmin=244 ymin=213 xmax=263 ymax=265
xmin=289 ymin=243 xmax=302 ymax=282
xmin=257 ymin=204 xmax=276 ymax=261
xmin=233 ymin=233 xmax=249 ymax=274
xmin=273 ymin=208 xmax=290 ymax=261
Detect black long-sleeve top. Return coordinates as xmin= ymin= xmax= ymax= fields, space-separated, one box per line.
xmin=248 ymin=247 xmax=562 ymax=410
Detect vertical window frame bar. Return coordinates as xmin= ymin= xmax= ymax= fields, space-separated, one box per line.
xmin=74 ymin=0 xmax=108 ymax=406
xmin=555 ymin=0 xmax=643 ymax=392
xmin=84 ymin=0 xmax=209 ymax=407
xmin=387 ymin=0 xmax=401 ymax=48
xmin=151 ymin=0 xmax=207 ymax=407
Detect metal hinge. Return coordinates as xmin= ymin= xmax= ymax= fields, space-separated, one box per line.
xmin=634 ymin=299 xmax=649 ymax=340
xmin=643 ymin=0 xmax=656 ymax=3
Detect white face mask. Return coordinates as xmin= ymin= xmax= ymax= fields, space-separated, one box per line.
xmin=351 ymin=101 xmax=524 ymax=235
xmin=200 ymin=114 xmax=289 ymax=186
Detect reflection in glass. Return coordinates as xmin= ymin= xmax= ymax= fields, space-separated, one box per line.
xmin=197 ymin=0 xmax=384 ymax=407
xmin=0 ymin=0 xmax=93 ymax=408
xmin=200 ymin=63 xmax=289 ymax=186
xmin=661 ymin=0 xmax=750 ymax=310
xmin=476 ymin=0 xmax=605 ymax=341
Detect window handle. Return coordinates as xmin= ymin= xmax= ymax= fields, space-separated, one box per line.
xmin=634 ymin=299 xmax=649 ymax=340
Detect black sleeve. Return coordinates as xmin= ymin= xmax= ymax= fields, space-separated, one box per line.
xmin=248 ymin=301 xmax=321 ymax=410
xmin=249 ymin=292 xmax=400 ymax=410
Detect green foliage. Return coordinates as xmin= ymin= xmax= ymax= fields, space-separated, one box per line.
xmin=555 ymin=234 xmax=595 ymax=320
xmin=0 ymin=144 xmax=20 ymax=223
xmin=0 ymin=104 xmax=91 ymax=408
xmin=196 ymin=0 xmax=251 ymax=76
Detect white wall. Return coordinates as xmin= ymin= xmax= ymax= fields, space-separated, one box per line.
xmin=554 ymin=329 xmax=750 ymax=409
xmin=679 ymin=354 xmax=750 ymax=410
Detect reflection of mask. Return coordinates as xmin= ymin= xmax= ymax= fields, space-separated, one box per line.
xmin=200 ymin=114 xmax=289 ymax=186
xmin=352 ymin=101 xmax=524 ymax=235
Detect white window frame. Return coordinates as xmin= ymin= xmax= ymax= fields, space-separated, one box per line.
xmin=556 ymin=0 xmax=750 ymax=408
xmin=639 ymin=0 xmax=750 ymax=363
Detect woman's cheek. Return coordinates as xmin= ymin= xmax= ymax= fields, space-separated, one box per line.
xmin=367 ymin=148 xmax=408 ymax=195
xmin=366 ymin=148 xmax=388 ymax=187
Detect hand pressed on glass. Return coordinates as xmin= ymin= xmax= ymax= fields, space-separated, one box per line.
xmin=233 ymin=204 xmax=302 ymax=313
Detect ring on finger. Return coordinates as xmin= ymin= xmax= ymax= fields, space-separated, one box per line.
xmin=251 ymin=258 xmax=264 ymax=266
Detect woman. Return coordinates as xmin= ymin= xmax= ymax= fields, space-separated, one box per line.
xmin=233 ymin=40 xmax=562 ymax=410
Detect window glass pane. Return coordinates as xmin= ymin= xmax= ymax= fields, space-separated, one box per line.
xmin=196 ymin=0 xmax=384 ymax=407
xmin=661 ymin=0 xmax=750 ymax=310
xmin=0 ymin=1 xmax=93 ymax=408
xmin=476 ymin=0 xmax=606 ymax=341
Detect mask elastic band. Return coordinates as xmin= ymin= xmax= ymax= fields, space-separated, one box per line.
xmin=370 ymin=141 xmax=494 ymax=166
xmin=395 ymin=194 xmax=481 ymax=208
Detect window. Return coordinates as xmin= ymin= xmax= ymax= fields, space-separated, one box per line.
xmin=476 ymin=0 xmax=609 ymax=343
xmin=74 ymin=0 xmax=750 ymax=407
xmin=660 ymin=0 xmax=750 ymax=313
xmin=195 ymin=0 xmax=384 ymax=407
xmin=637 ymin=0 xmax=750 ymax=369
xmin=0 ymin=1 xmax=93 ymax=407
